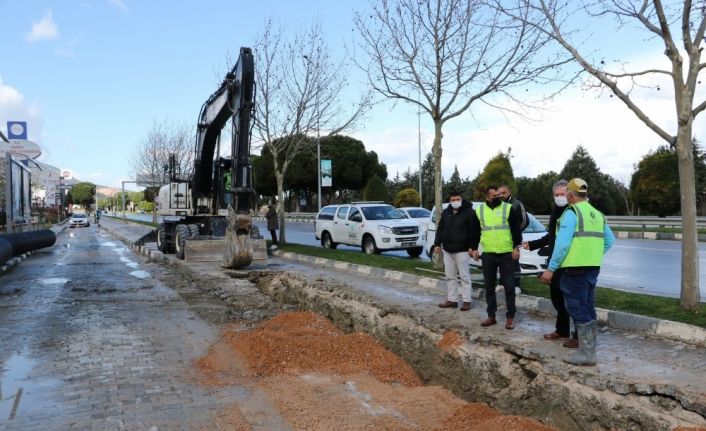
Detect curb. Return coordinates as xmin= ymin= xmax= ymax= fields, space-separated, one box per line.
xmin=252 ymin=216 xmax=316 ymax=224
xmin=100 ymin=224 xmax=167 ymax=265
xmin=272 ymin=249 xmax=706 ymax=348
xmin=0 ymin=251 xmax=34 ymax=275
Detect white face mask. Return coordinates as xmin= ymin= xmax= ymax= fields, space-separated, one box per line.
xmin=554 ymin=196 xmax=568 ymax=207
xmin=450 ymin=201 xmax=462 ymax=209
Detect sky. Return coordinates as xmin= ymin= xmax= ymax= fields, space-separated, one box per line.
xmin=1 ymin=1 xmax=705 ymax=191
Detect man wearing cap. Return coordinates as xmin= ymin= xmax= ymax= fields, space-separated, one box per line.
xmin=539 ymin=178 xmax=615 ymax=366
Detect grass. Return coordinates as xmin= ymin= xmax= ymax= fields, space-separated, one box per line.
xmin=278 ymin=243 xmax=706 ymax=328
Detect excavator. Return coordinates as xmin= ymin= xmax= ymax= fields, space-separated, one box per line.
xmin=155 ymin=47 xmax=265 ymax=268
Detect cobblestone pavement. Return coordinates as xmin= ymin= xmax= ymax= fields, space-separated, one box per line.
xmin=0 ymin=226 xmax=279 ymax=430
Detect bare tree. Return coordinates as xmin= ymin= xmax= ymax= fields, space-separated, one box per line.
xmin=501 ymin=1 xmax=702 ymax=309
xmin=253 ymin=19 xmax=369 ymax=244
xmin=354 ymin=0 xmax=567 ymax=222
xmin=129 ymin=119 xmax=194 ymax=223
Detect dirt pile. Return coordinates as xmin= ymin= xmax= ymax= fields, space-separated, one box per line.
xmin=223 ymin=311 xmax=422 ymax=386
xmin=195 ymin=312 xmax=565 ymax=430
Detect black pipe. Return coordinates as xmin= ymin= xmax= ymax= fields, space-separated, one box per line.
xmin=0 ymin=237 xmax=12 ymax=265
xmin=1 ymin=230 xmax=56 ymax=256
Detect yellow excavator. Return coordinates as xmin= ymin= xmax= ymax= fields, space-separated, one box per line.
xmin=155 ymin=47 xmax=265 ymax=268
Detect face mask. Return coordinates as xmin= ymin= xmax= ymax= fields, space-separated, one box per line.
xmin=554 ymin=196 xmax=568 ymax=207
xmin=488 ymin=197 xmax=502 ymax=207
xmin=450 ymin=201 xmax=462 ymax=209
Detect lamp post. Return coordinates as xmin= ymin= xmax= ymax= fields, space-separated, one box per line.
xmin=303 ymin=54 xmax=322 ymax=211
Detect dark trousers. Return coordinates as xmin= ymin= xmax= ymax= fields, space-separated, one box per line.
xmin=549 ymin=269 xmax=573 ymax=337
xmin=481 ymin=252 xmax=516 ymax=319
xmin=270 ymin=229 xmax=278 ymax=245
xmin=513 ymin=260 xmax=521 ymax=289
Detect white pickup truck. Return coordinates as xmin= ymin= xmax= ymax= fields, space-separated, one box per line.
xmin=314 ymin=203 xmax=426 ymax=257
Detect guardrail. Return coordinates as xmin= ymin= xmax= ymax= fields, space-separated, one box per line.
xmin=534 ymin=215 xmax=706 ymax=230
xmin=273 ymin=212 xmax=704 ymax=230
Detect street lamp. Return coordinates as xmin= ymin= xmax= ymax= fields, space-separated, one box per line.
xmin=304 ymin=55 xmax=322 ymax=211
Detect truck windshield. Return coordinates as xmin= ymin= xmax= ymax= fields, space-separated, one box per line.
xmin=361 ymin=205 xmax=405 ymax=220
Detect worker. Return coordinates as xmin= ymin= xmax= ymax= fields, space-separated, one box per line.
xmin=523 ymin=179 xmax=578 ymax=347
xmin=470 ymin=185 xmax=523 ymax=330
xmin=539 ymin=178 xmax=615 ymax=366
xmin=498 ymin=183 xmax=528 ymax=294
xmin=434 ymin=190 xmax=475 ymax=311
xmin=223 ymin=170 xmax=233 ymax=207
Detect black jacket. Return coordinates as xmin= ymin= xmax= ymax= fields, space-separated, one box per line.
xmin=506 ymin=195 xmax=529 ymax=231
xmin=469 ymin=201 xmax=523 ymax=252
xmin=434 ymin=200 xmax=474 ymax=253
xmin=527 ymin=204 xmax=566 ymax=256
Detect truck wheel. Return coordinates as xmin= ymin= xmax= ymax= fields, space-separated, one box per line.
xmin=362 ymin=236 xmax=379 ymax=255
xmin=157 ymin=225 xmax=172 ymax=253
xmin=175 ymin=224 xmax=190 ymax=259
xmin=188 ymin=224 xmax=200 ymax=238
xmin=321 ymin=232 xmax=337 ymax=249
xmin=406 ymin=246 xmax=423 ymax=258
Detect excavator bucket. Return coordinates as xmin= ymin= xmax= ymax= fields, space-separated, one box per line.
xmin=221 ymin=206 xmax=267 ymax=268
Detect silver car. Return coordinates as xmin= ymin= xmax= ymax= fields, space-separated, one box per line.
xmin=69 ymin=214 xmax=90 ymax=228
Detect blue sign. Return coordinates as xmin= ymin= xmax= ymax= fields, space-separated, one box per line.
xmin=7 ymin=121 xmax=27 ymax=140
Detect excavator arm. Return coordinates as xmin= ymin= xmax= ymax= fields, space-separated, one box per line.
xmin=192 ymin=47 xmax=255 ymax=214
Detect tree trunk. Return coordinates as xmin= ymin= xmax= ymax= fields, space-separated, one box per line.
xmin=432 ymin=120 xmax=444 ymax=225
xmin=276 ymin=173 xmax=286 ymax=244
xmin=675 ymin=125 xmax=700 ymax=309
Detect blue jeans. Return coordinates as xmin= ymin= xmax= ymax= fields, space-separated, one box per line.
xmin=560 ymin=268 xmax=599 ymax=324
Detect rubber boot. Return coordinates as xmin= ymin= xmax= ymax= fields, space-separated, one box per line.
xmin=563 ymin=321 xmax=596 ymax=366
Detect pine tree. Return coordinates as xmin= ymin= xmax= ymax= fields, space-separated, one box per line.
xmin=473 ymin=152 xmax=515 ymax=199
xmin=559 ymin=145 xmax=615 ymax=214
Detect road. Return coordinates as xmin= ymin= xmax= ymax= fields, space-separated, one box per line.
xmin=0 ymin=223 xmax=574 ymax=430
xmin=113 ymin=213 xmax=706 ymax=300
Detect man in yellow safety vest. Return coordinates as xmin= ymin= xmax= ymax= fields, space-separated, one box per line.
xmin=539 ymin=178 xmax=615 ymax=366
xmin=470 ymin=185 xmax=524 ymax=330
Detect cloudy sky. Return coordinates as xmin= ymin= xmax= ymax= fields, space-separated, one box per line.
xmin=1 ymin=1 xmax=704 ymax=190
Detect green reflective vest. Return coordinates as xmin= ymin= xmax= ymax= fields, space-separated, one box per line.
xmin=476 ymin=202 xmax=513 ymax=253
xmin=559 ymin=201 xmax=606 ymax=268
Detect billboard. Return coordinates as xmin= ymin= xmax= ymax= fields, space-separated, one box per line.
xmin=321 ymin=159 xmax=332 ymax=187
xmin=0 ymin=139 xmax=42 ymax=160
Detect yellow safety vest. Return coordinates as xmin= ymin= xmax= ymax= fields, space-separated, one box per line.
xmin=560 ymin=201 xmax=606 ymax=268
xmin=476 ymin=202 xmax=513 ymax=253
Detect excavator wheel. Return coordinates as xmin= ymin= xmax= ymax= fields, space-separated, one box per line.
xmin=175 ymin=224 xmax=191 ymax=259
xmin=188 ymin=224 xmax=200 ymax=238
xmin=157 ymin=225 xmax=172 ymax=253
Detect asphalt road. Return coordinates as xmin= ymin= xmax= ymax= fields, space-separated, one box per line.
xmin=113 ymin=212 xmax=706 ymax=300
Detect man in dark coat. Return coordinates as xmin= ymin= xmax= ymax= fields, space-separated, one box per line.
xmin=523 ymin=179 xmax=578 ymax=347
xmin=434 ymin=190 xmax=475 ymax=311
xmin=266 ymin=199 xmax=279 ymax=245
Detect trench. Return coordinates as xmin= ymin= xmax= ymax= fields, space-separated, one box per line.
xmin=241 ymin=271 xmax=706 ymax=431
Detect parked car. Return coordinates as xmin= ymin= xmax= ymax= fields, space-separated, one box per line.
xmin=398 ymin=207 xmax=432 ymax=231
xmin=315 ymin=202 xmax=426 ymax=257
xmin=425 ymin=203 xmax=547 ymax=274
xmin=69 ymin=213 xmax=90 ymax=228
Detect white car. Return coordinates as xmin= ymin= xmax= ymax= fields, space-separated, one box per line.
xmin=398 ymin=207 xmax=432 ymax=232
xmin=425 ymin=203 xmax=547 ymax=274
xmin=315 ymin=203 xmax=426 ymax=257
xmin=69 ymin=213 xmax=90 ymax=228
